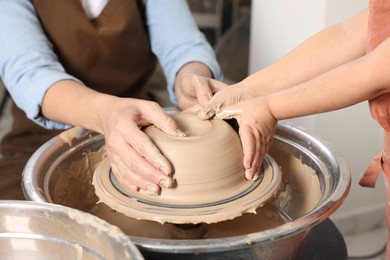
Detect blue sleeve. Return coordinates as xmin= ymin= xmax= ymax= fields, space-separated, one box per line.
xmin=144 ymin=0 xmax=223 ymax=105
xmin=0 ymin=0 xmax=80 ymax=129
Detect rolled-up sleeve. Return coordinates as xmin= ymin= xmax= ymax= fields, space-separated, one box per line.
xmin=0 ymin=0 xmax=81 ymax=129
xmin=144 ymin=0 xmax=222 ymax=105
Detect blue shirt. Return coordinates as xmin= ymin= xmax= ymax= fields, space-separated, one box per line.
xmin=0 ymin=0 xmax=222 ymax=129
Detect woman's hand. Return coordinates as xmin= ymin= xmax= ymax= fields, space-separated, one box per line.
xmin=42 ymin=80 xmax=184 ymax=194
xmin=99 ymin=98 xmax=185 ymax=195
xmin=176 ymin=74 xmax=227 ymax=111
xmin=174 ymin=62 xmax=227 ymax=111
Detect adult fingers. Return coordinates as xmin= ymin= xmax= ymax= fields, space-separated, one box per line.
xmin=138 ymin=102 xmax=185 ymax=137
xmin=122 ymin=121 xmax=174 ymax=177
xmin=192 ymin=76 xmax=214 ymax=106
xmin=109 ymin=149 xmax=174 ymax=195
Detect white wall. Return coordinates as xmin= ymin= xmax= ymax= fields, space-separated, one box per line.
xmin=249 ymin=0 xmax=386 ymax=222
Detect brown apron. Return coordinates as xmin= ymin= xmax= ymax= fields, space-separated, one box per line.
xmin=359 ymin=0 xmax=390 ymax=256
xmin=0 ymin=0 xmax=157 ymax=199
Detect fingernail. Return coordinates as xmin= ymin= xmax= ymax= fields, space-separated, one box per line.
xmin=122 ymin=184 xmax=140 ymax=194
xmin=176 ymin=129 xmax=186 ymax=137
xmin=252 ymin=174 xmax=260 ymax=181
xmin=145 ymin=185 xmax=158 ymax=195
xmin=198 ymin=110 xmax=207 ymax=119
xmin=159 ymin=178 xmax=174 ymax=188
xmin=244 ymin=162 xmax=251 ymax=170
xmin=159 ymin=166 xmax=171 ymax=176
xmin=129 ymin=184 xmax=140 ymax=191
xmin=198 ymin=109 xmax=213 ymax=120
xmin=245 ymin=169 xmax=254 ymax=180
xmin=253 ymin=164 xmax=265 ymax=181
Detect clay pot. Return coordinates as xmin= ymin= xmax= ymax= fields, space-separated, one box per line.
xmin=92 ymin=112 xmax=282 ymax=224
xmin=141 ymin=112 xmax=247 ymax=204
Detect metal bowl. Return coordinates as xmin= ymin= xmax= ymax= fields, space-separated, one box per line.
xmin=22 ymin=121 xmax=351 ymax=259
xmin=0 ymin=201 xmax=144 ymax=260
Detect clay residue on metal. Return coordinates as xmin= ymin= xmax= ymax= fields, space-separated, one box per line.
xmin=89 ymin=202 xmax=287 ymax=239
xmin=59 ymin=127 xmax=88 ymax=146
xmin=52 ymin=146 xmax=106 ymax=210
xmin=270 ymin=147 xmax=321 ymax=219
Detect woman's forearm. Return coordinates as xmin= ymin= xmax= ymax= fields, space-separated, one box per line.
xmin=243 ymin=10 xmax=368 ymax=95
xmin=268 ymin=36 xmax=390 ymax=120
xmin=41 ymin=80 xmax=114 ymax=133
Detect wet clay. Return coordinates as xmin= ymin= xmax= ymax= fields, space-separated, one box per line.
xmin=89 ymin=202 xmax=287 ymax=239
xmin=49 ymin=125 xmax=322 ymax=240
xmin=52 ymin=143 xmax=106 ymax=210
xmin=269 ymin=147 xmax=322 ymax=219
xmin=59 ymin=127 xmax=89 ymax=146
xmin=92 ymin=112 xmax=282 ymax=224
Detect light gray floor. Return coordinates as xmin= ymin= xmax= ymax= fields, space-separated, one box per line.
xmin=345 ymin=227 xmax=387 ymax=260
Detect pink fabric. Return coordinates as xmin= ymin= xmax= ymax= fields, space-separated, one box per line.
xmin=366 ymin=0 xmax=390 ymax=53
xmin=362 ymin=0 xmax=390 ymax=257
xmin=360 ymin=150 xmax=382 ymax=188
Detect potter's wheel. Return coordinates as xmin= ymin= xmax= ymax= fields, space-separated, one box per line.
xmin=93 ymin=113 xmax=282 ymax=224
xmin=23 ymin=118 xmax=351 ymax=259
xmin=93 ymin=155 xmax=281 ymax=224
